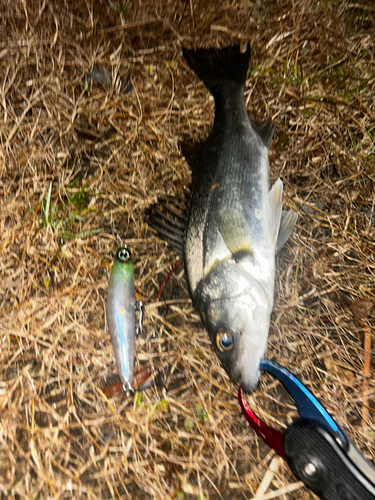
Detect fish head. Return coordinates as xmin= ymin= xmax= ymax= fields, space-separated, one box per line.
xmin=194 ymin=260 xmax=272 ymax=393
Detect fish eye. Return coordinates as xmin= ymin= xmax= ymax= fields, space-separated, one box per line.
xmin=117 ymin=247 xmax=131 ymax=262
xmin=215 ymin=329 xmax=234 ymax=352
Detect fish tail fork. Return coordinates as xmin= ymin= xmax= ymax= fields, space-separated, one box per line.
xmin=183 ymin=44 xmax=251 ymax=97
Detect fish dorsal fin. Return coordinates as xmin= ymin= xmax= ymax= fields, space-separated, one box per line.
xmin=268 ymin=178 xmax=283 ymax=245
xmin=251 ymin=116 xmax=275 ymax=149
xmin=215 ymin=207 xmax=253 ymax=260
xmin=146 ymin=196 xmax=188 ymax=257
xmin=276 ymin=210 xmax=298 ymax=254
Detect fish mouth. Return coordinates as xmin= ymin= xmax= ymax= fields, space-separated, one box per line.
xmin=232 ymin=338 xmax=264 ymax=394
xmin=239 ymin=371 xmax=261 ymax=394
xmin=221 ymin=354 xmax=261 ymax=394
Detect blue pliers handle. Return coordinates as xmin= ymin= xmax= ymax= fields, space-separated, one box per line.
xmin=238 ymin=360 xmax=375 ymax=500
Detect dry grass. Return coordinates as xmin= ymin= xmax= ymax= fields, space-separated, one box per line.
xmin=1 ymin=0 xmax=374 ymax=499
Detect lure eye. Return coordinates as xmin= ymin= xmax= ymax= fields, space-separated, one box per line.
xmin=117 ymin=247 xmax=131 ymax=262
xmin=215 ymin=329 xmax=234 ymax=352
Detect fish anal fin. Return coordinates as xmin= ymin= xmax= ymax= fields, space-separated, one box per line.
xmin=215 ymin=208 xmax=253 ymax=259
xmin=276 ymin=210 xmax=298 ymax=254
xmin=268 ymin=178 xmax=283 ymax=245
xmin=251 ymin=116 xmax=275 ymax=149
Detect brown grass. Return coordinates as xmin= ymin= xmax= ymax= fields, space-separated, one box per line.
xmin=1 ymin=0 xmax=374 ymax=499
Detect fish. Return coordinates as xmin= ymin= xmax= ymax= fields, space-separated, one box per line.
xmin=106 ymin=246 xmax=135 ymax=392
xmin=148 ymin=45 xmax=298 ymax=393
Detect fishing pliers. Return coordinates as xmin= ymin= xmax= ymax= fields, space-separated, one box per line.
xmin=238 ymin=360 xmax=375 ymax=500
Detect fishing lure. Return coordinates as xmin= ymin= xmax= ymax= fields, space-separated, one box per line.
xmin=106 ymin=246 xmax=135 ymax=393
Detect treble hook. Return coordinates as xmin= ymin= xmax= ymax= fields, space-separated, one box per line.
xmin=135 ymin=301 xmax=146 ymax=338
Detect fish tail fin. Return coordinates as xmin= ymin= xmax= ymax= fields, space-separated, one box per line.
xmin=183 ymin=45 xmax=251 ymax=96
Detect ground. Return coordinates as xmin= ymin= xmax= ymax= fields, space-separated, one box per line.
xmin=0 ymin=0 xmax=374 ymax=499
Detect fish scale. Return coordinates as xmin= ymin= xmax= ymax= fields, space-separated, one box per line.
xmin=182 ymin=45 xmax=298 ymax=393
xmin=147 ymin=45 xmax=298 ymax=393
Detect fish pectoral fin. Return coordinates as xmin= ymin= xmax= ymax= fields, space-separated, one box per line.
xmin=276 ymin=210 xmax=298 ymax=254
xmin=268 ymin=178 xmax=283 ymax=245
xmin=251 ymin=116 xmax=275 ymax=149
xmin=215 ymin=208 xmax=253 ymax=260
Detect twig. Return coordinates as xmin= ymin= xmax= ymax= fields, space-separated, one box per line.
xmin=251 ymin=481 xmax=305 ymax=500
xmin=362 ymin=325 xmax=371 ymax=427
xmin=253 ymin=455 xmax=281 ymax=500
xmin=348 ymin=299 xmax=373 ymax=427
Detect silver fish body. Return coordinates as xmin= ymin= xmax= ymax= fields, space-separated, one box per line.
xmin=182 ymin=45 xmax=297 ymax=393
xmin=106 ymin=246 xmax=135 ymax=391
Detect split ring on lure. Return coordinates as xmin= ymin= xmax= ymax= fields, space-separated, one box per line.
xmin=106 ymin=246 xmax=135 ymax=393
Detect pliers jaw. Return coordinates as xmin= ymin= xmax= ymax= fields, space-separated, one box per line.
xmin=238 ymin=360 xmax=375 ymax=500
xmin=238 ymin=359 xmax=348 ymax=455
xmin=259 ymin=360 xmax=348 ymax=448
xmin=238 ymin=385 xmax=284 ymax=459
